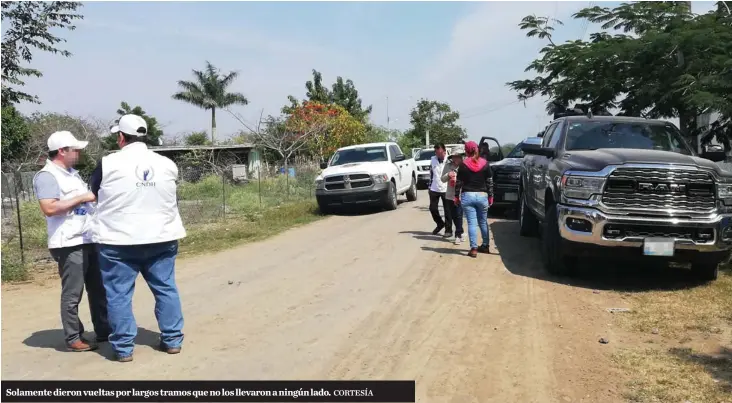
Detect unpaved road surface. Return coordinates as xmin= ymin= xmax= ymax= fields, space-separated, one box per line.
xmin=2 ymin=192 xmax=625 ymax=402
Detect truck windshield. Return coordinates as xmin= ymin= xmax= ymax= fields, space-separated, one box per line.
xmin=506 ymin=143 xmax=524 ymax=158
xmin=416 ymin=150 xmax=435 ymax=161
xmin=564 ymin=121 xmax=694 ymax=155
xmin=330 ymin=146 xmax=388 ymax=166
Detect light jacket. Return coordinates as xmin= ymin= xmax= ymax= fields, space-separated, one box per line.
xmin=440 ymin=159 xmax=460 ymax=200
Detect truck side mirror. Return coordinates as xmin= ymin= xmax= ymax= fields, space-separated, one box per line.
xmin=701 ymin=150 xmax=726 ymax=162
xmin=392 ymin=154 xmax=406 ymax=162
xmin=319 ymin=162 xmax=328 ymax=169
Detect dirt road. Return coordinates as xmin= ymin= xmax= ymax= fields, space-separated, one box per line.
xmin=2 ymin=193 xmax=625 ymax=402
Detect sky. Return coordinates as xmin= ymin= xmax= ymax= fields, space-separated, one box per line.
xmin=10 ymin=0 xmax=720 ymax=147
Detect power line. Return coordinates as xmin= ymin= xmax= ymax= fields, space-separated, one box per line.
xmin=461 ymin=99 xmax=524 ymax=120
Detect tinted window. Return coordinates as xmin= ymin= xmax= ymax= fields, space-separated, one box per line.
xmin=330 ymin=147 xmax=388 ymax=165
xmin=506 ymin=143 xmax=525 ymax=158
xmin=416 ymin=150 xmax=435 ymax=161
xmin=548 ymin=122 xmax=564 ymax=148
xmin=565 ymin=121 xmax=693 ymax=155
xmin=542 ymin=123 xmax=559 ymax=148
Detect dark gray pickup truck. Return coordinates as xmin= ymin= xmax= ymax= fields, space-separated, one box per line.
xmin=519 ymin=114 xmax=732 ymax=281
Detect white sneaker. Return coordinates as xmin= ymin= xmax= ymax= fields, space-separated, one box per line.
xmin=454 ymin=236 xmax=463 ymax=245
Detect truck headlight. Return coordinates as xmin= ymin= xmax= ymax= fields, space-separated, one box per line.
xmin=315 ymin=179 xmax=325 ymax=190
xmin=561 ymin=174 xmax=606 ymax=200
xmin=716 ymin=183 xmax=732 ymax=199
xmin=372 ymin=174 xmax=388 ymax=184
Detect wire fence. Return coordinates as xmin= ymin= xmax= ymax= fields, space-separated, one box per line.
xmin=1 ymin=162 xmax=319 ymax=279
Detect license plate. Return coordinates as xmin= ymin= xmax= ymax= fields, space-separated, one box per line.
xmin=504 ymin=192 xmax=518 ymax=202
xmin=643 ymin=238 xmax=675 ymax=257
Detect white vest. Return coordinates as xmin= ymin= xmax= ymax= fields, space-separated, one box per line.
xmin=95 ymin=142 xmax=186 ymax=245
xmin=35 ymin=160 xmax=95 ymax=249
xmin=429 ymin=156 xmax=448 ymax=193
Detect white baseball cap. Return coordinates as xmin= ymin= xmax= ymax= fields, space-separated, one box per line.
xmin=47 ymin=131 xmax=89 ymax=152
xmin=110 ymin=114 xmax=148 ymax=136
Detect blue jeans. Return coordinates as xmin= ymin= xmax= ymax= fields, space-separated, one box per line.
xmin=98 ymin=240 xmax=184 ymax=358
xmin=461 ymin=192 xmax=490 ymax=249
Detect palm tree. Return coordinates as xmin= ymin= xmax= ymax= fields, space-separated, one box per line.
xmin=172 ymin=61 xmax=248 ymax=144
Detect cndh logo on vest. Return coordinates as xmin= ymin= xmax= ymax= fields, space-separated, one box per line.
xmin=135 ymin=164 xmax=156 ymax=188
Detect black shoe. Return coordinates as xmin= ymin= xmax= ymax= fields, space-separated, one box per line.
xmin=443 ymin=232 xmax=454 ymax=239
xmin=478 ymin=245 xmax=491 ymax=254
xmin=432 ymin=224 xmax=445 ymax=235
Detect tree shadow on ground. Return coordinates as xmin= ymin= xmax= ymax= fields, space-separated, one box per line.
xmin=670 ymin=346 xmax=732 ymax=394
xmin=324 ymin=200 xmax=407 ymax=217
xmin=23 ymin=327 xmax=162 ymax=360
xmin=490 ymin=220 xmax=713 ymax=292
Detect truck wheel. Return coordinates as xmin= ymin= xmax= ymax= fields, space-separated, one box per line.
xmin=384 ymin=181 xmax=398 ymax=211
xmin=406 ymin=177 xmax=418 ymax=202
xmin=542 ymin=203 xmax=577 ymax=276
xmin=691 ymin=258 xmax=719 ymax=282
xmin=519 ymin=191 xmax=539 ymax=237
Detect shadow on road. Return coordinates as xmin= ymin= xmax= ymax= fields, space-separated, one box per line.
xmin=399 ymin=230 xmax=453 ymax=243
xmin=23 ymin=327 xmax=162 ymax=360
xmin=489 ymin=220 xmax=711 ymax=292
xmin=325 ymin=200 xmax=408 ymax=217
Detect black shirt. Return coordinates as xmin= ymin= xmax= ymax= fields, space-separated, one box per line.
xmin=455 ymin=160 xmax=494 ymax=197
xmin=89 ymin=159 xmax=103 ymax=199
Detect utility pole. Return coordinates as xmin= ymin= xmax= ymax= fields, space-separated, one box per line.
xmin=386 ymin=96 xmax=390 ymax=129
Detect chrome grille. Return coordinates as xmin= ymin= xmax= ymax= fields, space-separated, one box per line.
xmin=324 ymin=173 xmax=373 ymax=191
xmin=602 ymin=167 xmax=716 ymax=213
xmin=495 ymin=170 xmax=520 ymax=185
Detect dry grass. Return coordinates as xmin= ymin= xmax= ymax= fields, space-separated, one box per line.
xmin=614 ymin=269 xmax=732 ymax=337
xmin=612 ymin=268 xmax=732 ymax=402
xmin=614 ymin=347 xmax=732 ymax=403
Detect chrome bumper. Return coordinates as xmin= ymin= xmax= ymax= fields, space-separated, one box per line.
xmin=558 ymin=204 xmax=732 ymax=252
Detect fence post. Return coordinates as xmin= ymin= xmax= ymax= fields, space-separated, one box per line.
xmin=258 ymin=167 xmax=262 ymax=207
xmin=221 ymin=171 xmax=226 ymax=221
xmin=13 ymin=173 xmax=25 ymax=265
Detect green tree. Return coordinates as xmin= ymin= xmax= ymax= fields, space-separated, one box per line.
xmin=184 ymin=131 xmax=211 ymax=146
xmin=1 ymin=1 xmax=84 ymax=106
xmin=403 ymin=99 xmax=467 ymax=148
xmin=103 ymin=101 xmax=165 ymax=149
xmin=507 ymin=2 xmax=732 ymax=146
xmin=283 ymin=69 xmax=372 ymax=123
xmin=1 ymin=105 xmax=30 ymax=169
xmin=172 ymin=61 xmax=249 ymax=144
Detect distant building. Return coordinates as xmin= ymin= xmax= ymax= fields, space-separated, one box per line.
xmin=149 ymin=144 xmax=262 ymax=180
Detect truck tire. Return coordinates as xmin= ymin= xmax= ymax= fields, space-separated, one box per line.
xmin=691 ymin=258 xmax=719 ymax=282
xmin=384 ymin=181 xmax=398 ymax=211
xmin=406 ymin=177 xmax=418 ymax=202
xmin=542 ymin=203 xmax=577 ymax=276
xmin=519 ymin=191 xmax=539 ymax=237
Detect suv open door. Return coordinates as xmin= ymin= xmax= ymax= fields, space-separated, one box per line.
xmin=478 ymin=136 xmax=504 ymax=162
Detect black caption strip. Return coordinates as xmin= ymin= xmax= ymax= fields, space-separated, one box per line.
xmin=2 ymin=380 xmax=415 ymax=402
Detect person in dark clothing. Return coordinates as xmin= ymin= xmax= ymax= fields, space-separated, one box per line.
xmin=455 ymin=140 xmax=494 ymax=258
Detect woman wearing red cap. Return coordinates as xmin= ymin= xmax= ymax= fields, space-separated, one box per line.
xmin=454 ymin=140 xmax=494 ymax=257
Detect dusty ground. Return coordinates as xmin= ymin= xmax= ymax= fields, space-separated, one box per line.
xmin=2 ymin=192 xmax=634 ymax=402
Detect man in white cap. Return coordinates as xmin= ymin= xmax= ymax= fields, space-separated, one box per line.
xmin=32 ymin=131 xmax=111 ymax=352
xmin=89 ymin=114 xmax=186 ymax=362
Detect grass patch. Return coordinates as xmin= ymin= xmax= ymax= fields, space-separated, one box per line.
xmin=2 ymin=171 xmax=322 ymax=283
xmin=614 ymin=268 xmax=732 ymax=337
xmin=614 ymin=347 xmax=732 ymax=403
xmin=612 ymin=267 xmax=732 ymax=402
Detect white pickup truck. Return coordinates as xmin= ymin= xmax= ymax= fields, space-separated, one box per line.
xmin=315 ymin=142 xmax=418 ymax=213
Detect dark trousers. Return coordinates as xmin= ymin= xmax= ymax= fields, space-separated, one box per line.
xmin=429 ymin=190 xmax=452 ymax=233
xmin=49 ymin=243 xmax=110 ymax=346
xmin=446 ymin=199 xmax=464 ymax=238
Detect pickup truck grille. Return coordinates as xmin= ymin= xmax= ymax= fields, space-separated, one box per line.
xmin=495 ymin=170 xmax=520 ymax=186
xmin=602 ymin=167 xmax=716 ymax=213
xmin=324 ymin=173 xmax=373 ymax=191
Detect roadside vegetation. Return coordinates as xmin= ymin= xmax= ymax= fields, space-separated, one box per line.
xmin=1 ymin=172 xmax=323 ymax=283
